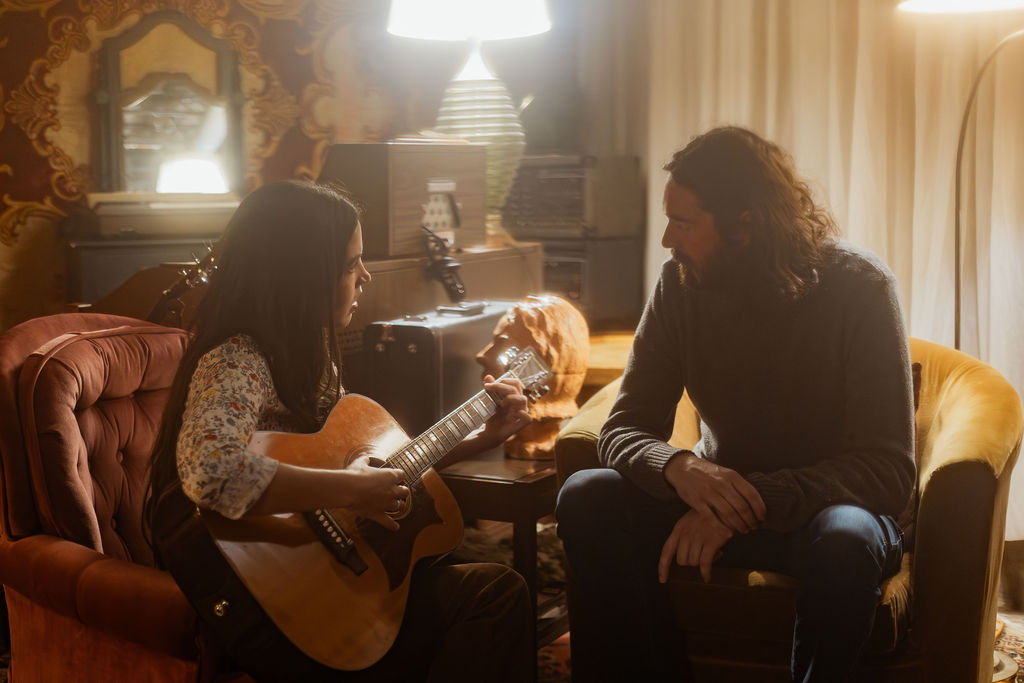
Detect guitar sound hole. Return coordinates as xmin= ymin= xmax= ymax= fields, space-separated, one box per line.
xmin=345 ymin=444 xmax=377 ymax=468
xmin=387 ymin=496 xmax=411 ymax=520
xmin=357 ymin=481 xmax=442 ymax=591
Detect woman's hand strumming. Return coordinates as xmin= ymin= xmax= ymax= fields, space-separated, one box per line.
xmin=344 ymin=454 xmax=409 ymax=531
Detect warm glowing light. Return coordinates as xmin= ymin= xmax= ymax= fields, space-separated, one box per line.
xmin=454 ymin=43 xmax=497 ymax=81
xmin=156 ymin=158 xmax=229 ymax=194
xmin=898 ymin=0 xmax=1024 ymax=12
xmin=387 ymin=0 xmax=550 ymax=41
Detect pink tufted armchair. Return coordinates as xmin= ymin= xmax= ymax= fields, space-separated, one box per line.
xmin=0 ymin=313 xmax=251 ymax=682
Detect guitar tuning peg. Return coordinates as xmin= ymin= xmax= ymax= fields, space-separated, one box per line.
xmin=538 ymin=384 xmax=550 ymax=397
xmin=496 ymin=346 xmax=522 ymax=371
xmin=526 ymin=391 xmax=538 ymax=404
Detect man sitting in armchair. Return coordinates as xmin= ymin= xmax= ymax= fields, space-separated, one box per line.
xmin=556 ymin=126 xmax=915 ymax=683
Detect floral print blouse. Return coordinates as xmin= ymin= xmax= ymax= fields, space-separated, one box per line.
xmin=176 ymin=334 xmax=297 ymax=519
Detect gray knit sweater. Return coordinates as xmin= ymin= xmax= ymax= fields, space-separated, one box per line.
xmin=598 ymin=240 xmax=915 ymax=533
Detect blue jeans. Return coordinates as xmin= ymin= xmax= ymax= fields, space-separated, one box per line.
xmin=556 ymin=468 xmax=904 ymax=683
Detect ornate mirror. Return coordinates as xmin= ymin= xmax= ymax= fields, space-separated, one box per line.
xmin=93 ymin=11 xmax=243 ymax=194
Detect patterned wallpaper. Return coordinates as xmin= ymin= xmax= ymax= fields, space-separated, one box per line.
xmin=0 ymin=0 xmax=414 ymax=329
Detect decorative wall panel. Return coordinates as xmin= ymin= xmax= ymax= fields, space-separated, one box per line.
xmin=0 ymin=0 xmax=403 ymax=328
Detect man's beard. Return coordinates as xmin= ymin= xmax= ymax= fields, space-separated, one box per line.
xmin=672 ymin=242 xmax=758 ymax=292
xmin=672 ymin=250 xmax=704 ymax=289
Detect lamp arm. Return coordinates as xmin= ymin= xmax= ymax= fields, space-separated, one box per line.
xmin=953 ymin=27 xmax=1024 ymax=350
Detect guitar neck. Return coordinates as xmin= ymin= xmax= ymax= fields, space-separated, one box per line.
xmin=385 ymin=386 xmax=501 ymax=482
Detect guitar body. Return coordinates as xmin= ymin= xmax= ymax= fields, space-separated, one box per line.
xmin=156 ymin=348 xmax=550 ymax=674
xmin=202 ymin=394 xmax=463 ymax=671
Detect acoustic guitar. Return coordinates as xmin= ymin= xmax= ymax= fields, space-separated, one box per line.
xmin=158 ymin=346 xmax=550 ymax=672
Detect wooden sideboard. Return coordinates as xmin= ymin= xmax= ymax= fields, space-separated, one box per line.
xmin=82 ymin=241 xmax=544 ymax=347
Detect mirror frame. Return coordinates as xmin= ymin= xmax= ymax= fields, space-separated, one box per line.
xmin=93 ymin=10 xmax=243 ymax=193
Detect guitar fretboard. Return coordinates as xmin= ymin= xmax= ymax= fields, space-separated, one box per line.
xmin=385 ymin=389 xmax=500 ymax=482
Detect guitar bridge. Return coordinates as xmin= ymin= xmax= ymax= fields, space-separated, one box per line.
xmin=303 ymin=509 xmax=368 ymax=576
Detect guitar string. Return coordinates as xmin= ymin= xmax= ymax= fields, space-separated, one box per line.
xmin=306 ymin=360 xmax=545 ymax=554
xmin=386 ymin=389 xmax=499 ymax=482
xmin=390 ymin=365 xmax=518 ymax=478
xmin=381 ymin=360 xmax=548 ymax=482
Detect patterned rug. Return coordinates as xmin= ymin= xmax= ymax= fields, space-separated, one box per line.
xmin=996 ymin=619 xmax=1024 ymax=682
xmin=539 ymin=632 xmax=571 ymax=682
xmin=448 ymin=520 xmax=566 ymax=591
xmin=449 ymin=521 xmax=573 ymax=681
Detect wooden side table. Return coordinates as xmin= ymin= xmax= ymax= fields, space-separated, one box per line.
xmin=435 ymin=331 xmax=635 ymax=666
xmin=439 ymin=449 xmax=567 ymax=649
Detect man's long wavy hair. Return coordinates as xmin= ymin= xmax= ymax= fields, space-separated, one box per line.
xmin=665 ymin=126 xmax=839 ymax=300
xmin=143 ymin=180 xmax=359 ymax=542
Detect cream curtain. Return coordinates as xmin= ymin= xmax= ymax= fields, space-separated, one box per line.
xmin=579 ymin=0 xmax=1024 ymax=537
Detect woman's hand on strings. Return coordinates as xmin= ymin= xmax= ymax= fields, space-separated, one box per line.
xmin=480 ymin=375 xmax=531 ymax=446
xmin=344 ymin=454 xmax=409 ymax=530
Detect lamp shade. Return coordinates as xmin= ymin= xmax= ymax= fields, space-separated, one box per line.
xmin=387 ymin=0 xmax=551 ymax=42
xmin=898 ymin=0 xmax=1024 ymax=12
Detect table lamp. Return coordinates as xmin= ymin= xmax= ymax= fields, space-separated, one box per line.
xmin=387 ymin=0 xmax=551 ymax=235
xmin=898 ymin=0 xmax=1024 ymax=350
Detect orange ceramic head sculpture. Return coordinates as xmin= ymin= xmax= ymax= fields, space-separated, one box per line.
xmin=476 ymin=295 xmax=590 ymax=459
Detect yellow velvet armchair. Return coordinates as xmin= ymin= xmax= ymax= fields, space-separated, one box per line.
xmin=555 ymin=337 xmax=1024 ymax=683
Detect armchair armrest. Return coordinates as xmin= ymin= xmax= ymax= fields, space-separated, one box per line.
xmin=0 ymin=534 xmax=199 ymax=659
xmin=904 ymin=341 xmax=1024 ymax=678
xmin=555 ymin=377 xmax=623 ymax=487
xmin=554 ymin=374 xmax=702 ymax=489
xmin=916 ymin=359 xmax=1023 ymax=486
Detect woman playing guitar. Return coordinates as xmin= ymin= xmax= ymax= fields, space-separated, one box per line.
xmin=144 ymin=180 xmax=534 ymax=682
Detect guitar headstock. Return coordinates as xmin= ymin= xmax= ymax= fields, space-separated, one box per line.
xmin=498 ymin=346 xmax=552 ymax=403
xmin=146 ymin=243 xmax=219 ymax=325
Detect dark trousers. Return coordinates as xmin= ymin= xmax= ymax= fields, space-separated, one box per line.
xmin=338 ymin=561 xmax=534 ymax=683
xmin=556 ymin=468 xmax=904 ymax=683
xmin=263 ymin=561 xmax=534 ymax=683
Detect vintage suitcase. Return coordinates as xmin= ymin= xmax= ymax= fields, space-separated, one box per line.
xmin=347 ymin=300 xmax=519 ymax=436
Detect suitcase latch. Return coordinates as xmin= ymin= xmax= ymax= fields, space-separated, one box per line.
xmin=436 ymin=301 xmax=486 ymax=316
xmin=374 ymin=323 xmax=395 ymax=352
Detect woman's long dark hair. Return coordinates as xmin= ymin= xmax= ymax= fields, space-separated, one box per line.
xmin=143 ymin=180 xmax=359 ymax=542
xmin=665 ymin=126 xmax=839 ymax=300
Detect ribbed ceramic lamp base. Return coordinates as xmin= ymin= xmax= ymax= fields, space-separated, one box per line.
xmin=435 ymin=78 xmax=526 ymax=221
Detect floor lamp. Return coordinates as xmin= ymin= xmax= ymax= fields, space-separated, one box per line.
xmin=898 ymin=4 xmax=1024 ymax=679
xmin=899 ymin=0 xmax=1024 ymax=351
